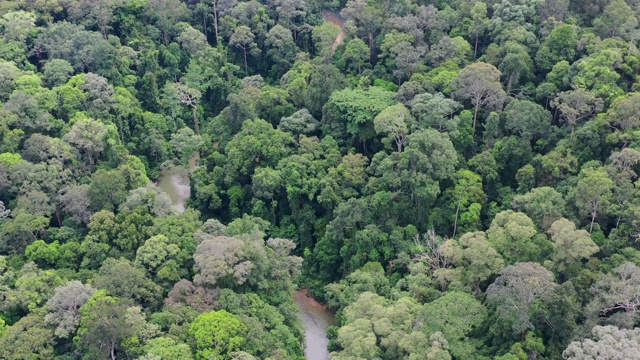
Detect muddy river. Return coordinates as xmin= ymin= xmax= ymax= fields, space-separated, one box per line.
xmin=294 ymin=290 xmax=336 ymax=360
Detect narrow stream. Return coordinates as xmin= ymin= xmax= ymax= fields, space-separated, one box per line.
xmin=294 ymin=290 xmax=336 ymax=360
xmin=157 ymin=173 xmax=190 ymax=213
xmin=323 ymin=9 xmax=345 ymax=49
xmin=156 ymin=153 xmax=199 ymax=213
xmin=156 ymin=156 xmax=336 ymax=359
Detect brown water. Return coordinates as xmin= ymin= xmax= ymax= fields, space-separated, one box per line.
xmin=156 ymin=153 xmax=199 ymax=213
xmin=323 ymin=10 xmax=345 ymax=49
xmin=157 ymin=173 xmax=190 ymax=213
xmin=294 ymin=290 xmax=336 ymax=360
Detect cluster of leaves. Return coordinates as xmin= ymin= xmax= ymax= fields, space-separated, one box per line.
xmin=4 ymin=0 xmax=640 ymax=358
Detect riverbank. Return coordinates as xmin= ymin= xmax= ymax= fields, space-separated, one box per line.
xmin=293 ymin=290 xmax=336 ymax=360
xmin=323 ymin=9 xmax=345 ymax=49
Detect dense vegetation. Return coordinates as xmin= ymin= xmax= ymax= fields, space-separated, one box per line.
xmin=3 ymin=0 xmax=640 ymax=358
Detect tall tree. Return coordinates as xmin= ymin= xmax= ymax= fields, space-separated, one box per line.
xmin=73 ymin=290 xmax=133 ymax=360
xmin=575 ymin=167 xmax=614 ymax=233
xmin=487 ymin=262 xmax=557 ymax=337
xmin=452 ymin=62 xmax=506 ymax=129
xmin=147 ymin=0 xmax=188 ymax=45
xmin=586 ymin=263 xmax=640 ymax=329
xmin=552 ymin=89 xmax=603 ymax=138
xmin=373 ymin=104 xmax=414 ymax=153
xmin=230 ymin=26 xmax=260 ymax=73
xmin=171 ymin=83 xmax=202 ymax=135
xmin=564 ymin=325 xmax=640 ymax=359
xmin=68 ymin=0 xmax=124 ymax=39
xmin=189 ymin=309 xmax=247 ymax=360
xmin=548 ymin=218 xmax=599 ymax=274
xmin=45 ymin=281 xmax=96 ymax=338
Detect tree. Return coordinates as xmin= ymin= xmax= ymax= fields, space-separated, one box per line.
xmin=512 ymin=187 xmax=566 ymax=230
xmin=278 ymin=108 xmax=319 ymax=137
xmin=563 ymin=325 xmax=640 ymax=359
xmin=538 ymin=0 xmax=570 ymax=22
xmin=177 ymin=23 xmax=210 ymax=60
xmin=45 ymin=281 xmax=96 ymax=338
xmin=428 ymin=36 xmax=471 ymax=68
xmin=193 ymin=234 xmax=252 ymax=287
xmin=0 ymin=314 xmax=56 ymax=360
xmin=230 ymin=26 xmax=260 ymax=73
xmin=64 ymin=118 xmax=107 ymax=165
xmin=265 ymin=24 xmax=296 ymax=75
xmin=135 ymin=235 xmax=180 ymax=276
xmin=120 ymin=184 xmax=175 ymax=218
xmin=486 ymin=262 xmax=557 ymax=337
xmin=89 ymin=169 xmax=127 ymax=211
xmin=409 ymin=93 xmax=462 ymax=133
xmin=421 ymin=291 xmax=487 ymax=359
xmin=575 ymin=167 xmax=614 ymax=233
xmin=468 ymin=2 xmax=489 ymax=58
xmin=189 ymin=309 xmax=248 ymax=360
xmin=93 ymin=258 xmax=162 ymax=309
xmin=4 ymin=90 xmax=52 ymax=133
xmin=439 ymin=231 xmax=505 ymax=294
xmin=389 ymin=41 xmax=427 ymax=84
xmin=74 ymin=290 xmax=133 ymax=360
xmin=312 ymin=21 xmax=341 ymax=61
xmin=593 ymin=0 xmax=637 ymax=39
xmin=342 ymin=38 xmax=369 ymax=74
xmin=0 ymin=11 xmax=36 ymax=43
xmin=498 ymin=44 xmax=534 ymax=93
xmin=548 ymin=218 xmax=599 ymax=273
xmin=486 ymin=210 xmax=550 ymax=264
xmin=224 ymin=119 xmax=294 ymax=181
xmin=69 ymin=0 xmax=124 ymax=39
xmin=504 ymin=99 xmax=552 ymax=142
xmin=452 ymin=62 xmax=506 ymax=129
xmin=2 ymin=262 xmax=63 ymax=313
xmin=323 ymin=87 xmax=396 ymax=147
xmin=569 ymin=50 xmax=623 ymax=102
xmin=57 ymin=184 xmax=92 ymax=224
xmin=586 ymin=262 xmax=640 ymax=329
xmin=170 ymin=83 xmax=202 ymax=135
xmin=535 ymin=24 xmax=577 ymax=71
xmin=552 ymin=89 xmax=604 ymax=138
xmin=147 ymin=0 xmax=188 ymax=45
xmin=447 ymin=170 xmax=484 ymax=237
xmin=142 ymin=337 xmax=194 ymax=360
xmin=35 ymin=22 xmax=111 ymax=72
xmin=373 ymin=104 xmax=414 ymax=152
xmin=170 ymin=127 xmax=201 ymax=161
xmin=208 ymin=0 xmax=237 ymax=44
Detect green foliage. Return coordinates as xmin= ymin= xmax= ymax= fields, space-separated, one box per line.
xmin=189 ymin=309 xmax=247 ymax=360
xmin=3 ymin=1 xmax=640 ymax=359
xmin=323 ymin=86 xmax=396 ymax=145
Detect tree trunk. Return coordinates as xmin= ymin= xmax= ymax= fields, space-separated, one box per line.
xmin=474 ymin=36 xmax=479 ymax=58
xmin=395 ymin=135 xmax=403 ymax=153
xmin=473 ymin=102 xmax=480 ymax=130
xmin=55 ymin=207 xmax=62 ymax=227
xmin=570 ymin=124 xmax=575 ymax=141
xmin=243 ymin=47 xmax=248 ymax=73
xmin=203 ymin=12 xmax=208 ymax=41
xmin=507 ymin=73 xmax=514 ymax=94
xmin=453 ymin=199 xmax=461 ymax=238
xmin=192 ymin=105 xmax=200 ymax=135
xmin=110 ymin=343 xmax=116 ymax=360
xmin=213 ymin=0 xmax=220 ymax=44
xmin=590 ymin=208 xmax=597 ymax=233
